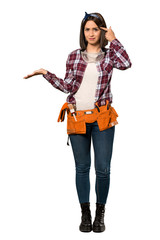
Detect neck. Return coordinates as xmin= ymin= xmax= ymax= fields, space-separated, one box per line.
xmin=86 ymin=43 xmax=101 ymax=53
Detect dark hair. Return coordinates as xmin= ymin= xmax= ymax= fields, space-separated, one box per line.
xmin=79 ymin=12 xmax=108 ymax=51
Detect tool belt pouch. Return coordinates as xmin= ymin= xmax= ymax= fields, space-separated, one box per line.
xmin=67 ymin=112 xmax=86 ymax=134
xmin=108 ymin=106 xmax=119 ymax=128
xmin=96 ymin=105 xmax=110 ymax=131
xmin=96 ymin=100 xmax=118 ymax=131
xmin=57 ymin=102 xmax=69 ymax=122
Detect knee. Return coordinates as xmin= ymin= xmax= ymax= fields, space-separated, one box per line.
xmin=95 ymin=166 xmax=110 ymax=178
xmin=76 ymin=163 xmax=91 ymax=175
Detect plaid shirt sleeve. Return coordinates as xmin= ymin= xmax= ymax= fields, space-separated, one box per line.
xmin=42 ymin=54 xmax=74 ymax=93
xmin=110 ymin=38 xmax=132 ymax=70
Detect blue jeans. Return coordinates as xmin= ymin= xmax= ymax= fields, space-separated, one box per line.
xmin=69 ymin=121 xmax=115 ymax=205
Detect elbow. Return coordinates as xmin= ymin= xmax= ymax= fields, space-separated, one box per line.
xmin=127 ymin=57 xmax=132 ymax=68
xmin=113 ymin=59 xmax=132 ymax=70
xmin=128 ymin=60 xmax=132 ymax=68
xmin=123 ymin=60 xmax=132 ymax=70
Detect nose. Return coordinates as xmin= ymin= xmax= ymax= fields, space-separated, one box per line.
xmin=88 ymin=30 xmax=94 ymax=36
xmin=89 ymin=33 xmax=94 ymax=37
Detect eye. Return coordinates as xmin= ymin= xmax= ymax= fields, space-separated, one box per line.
xmin=84 ymin=28 xmax=99 ymax=32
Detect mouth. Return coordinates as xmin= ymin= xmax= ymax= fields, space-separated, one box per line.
xmin=89 ymin=38 xmax=95 ymax=40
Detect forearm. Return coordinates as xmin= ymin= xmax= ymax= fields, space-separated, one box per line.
xmin=110 ymin=38 xmax=132 ymax=70
xmin=42 ymin=70 xmax=73 ymax=93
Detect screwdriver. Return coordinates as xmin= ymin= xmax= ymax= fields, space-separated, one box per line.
xmin=68 ymin=104 xmax=77 ymax=121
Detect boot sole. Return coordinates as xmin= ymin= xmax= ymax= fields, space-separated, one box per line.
xmin=79 ymin=225 xmax=92 ymax=232
xmin=93 ymin=225 xmax=105 ymax=232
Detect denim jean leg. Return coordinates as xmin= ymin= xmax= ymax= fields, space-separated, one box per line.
xmin=91 ymin=122 xmax=115 ymax=204
xmin=69 ymin=124 xmax=92 ymax=203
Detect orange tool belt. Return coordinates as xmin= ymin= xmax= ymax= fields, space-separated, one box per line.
xmin=57 ymin=100 xmax=118 ymax=135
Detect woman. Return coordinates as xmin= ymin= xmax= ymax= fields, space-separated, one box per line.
xmin=24 ymin=12 xmax=132 ymax=233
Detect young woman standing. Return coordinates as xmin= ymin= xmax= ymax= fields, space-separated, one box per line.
xmin=24 ymin=12 xmax=132 ymax=233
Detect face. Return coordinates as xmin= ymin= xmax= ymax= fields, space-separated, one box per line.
xmin=84 ymin=20 xmax=101 ymax=46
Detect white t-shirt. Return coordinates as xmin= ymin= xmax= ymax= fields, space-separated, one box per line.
xmin=73 ymin=49 xmax=104 ymax=111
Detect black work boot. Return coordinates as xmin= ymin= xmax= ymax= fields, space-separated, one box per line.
xmin=93 ymin=203 xmax=105 ymax=232
xmin=79 ymin=202 xmax=92 ymax=232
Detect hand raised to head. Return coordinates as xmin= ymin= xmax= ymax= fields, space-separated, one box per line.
xmin=100 ymin=26 xmax=116 ymax=42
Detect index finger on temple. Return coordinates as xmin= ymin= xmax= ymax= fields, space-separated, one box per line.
xmin=100 ymin=27 xmax=108 ymax=31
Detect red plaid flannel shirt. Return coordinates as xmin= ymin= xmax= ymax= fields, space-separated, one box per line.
xmin=43 ymin=38 xmax=132 ymax=107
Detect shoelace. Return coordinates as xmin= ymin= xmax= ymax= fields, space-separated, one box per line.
xmin=95 ymin=207 xmax=105 ymax=222
xmin=81 ymin=207 xmax=91 ymax=222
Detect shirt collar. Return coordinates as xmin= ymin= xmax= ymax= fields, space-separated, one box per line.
xmin=81 ymin=49 xmax=105 ymax=63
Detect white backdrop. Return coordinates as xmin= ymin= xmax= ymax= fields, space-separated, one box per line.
xmin=0 ymin=0 xmax=160 ymax=239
